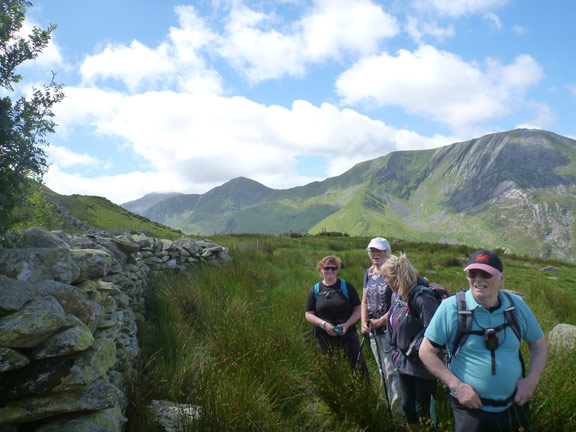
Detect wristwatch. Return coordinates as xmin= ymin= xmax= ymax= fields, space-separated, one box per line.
xmin=320 ymin=321 xmax=326 ymax=330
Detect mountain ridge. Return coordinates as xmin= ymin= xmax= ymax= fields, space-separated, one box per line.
xmin=121 ymin=129 xmax=576 ymax=261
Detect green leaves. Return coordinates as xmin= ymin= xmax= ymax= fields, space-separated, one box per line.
xmin=0 ymin=0 xmax=64 ymax=237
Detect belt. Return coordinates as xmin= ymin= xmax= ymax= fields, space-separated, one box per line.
xmin=480 ymin=392 xmax=516 ymax=407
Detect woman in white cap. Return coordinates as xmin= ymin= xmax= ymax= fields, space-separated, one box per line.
xmin=361 ymin=237 xmax=402 ymax=413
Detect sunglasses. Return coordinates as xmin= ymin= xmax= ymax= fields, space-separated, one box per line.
xmin=323 ymin=266 xmax=338 ymax=271
xmin=467 ymin=269 xmax=494 ymax=279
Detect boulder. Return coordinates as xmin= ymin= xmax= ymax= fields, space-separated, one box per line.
xmin=19 ymin=228 xmax=70 ymax=249
xmin=32 ymin=320 xmax=94 ymax=360
xmin=0 ymin=347 xmax=30 ymax=372
xmin=0 ymin=297 xmax=66 ymax=348
xmin=548 ymin=323 xmax=576 ymax=351
xmin=0 ymin=381 xmax=122 ymax=425
xmin=0 ymin=275 xmax=36 ymax=315
xmin=34 ymin=406 xmax=124 ymax=432
xmin=70 ymin=249 xmax=113 ymax=283
xmin=35 ymin=280 xmax=90 ymax=316
xmin=0 ymin=248 xmax=80 ymax=284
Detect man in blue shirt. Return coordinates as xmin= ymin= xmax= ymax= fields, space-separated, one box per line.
xmin=419 ymin=249 xmax=547 ymax=431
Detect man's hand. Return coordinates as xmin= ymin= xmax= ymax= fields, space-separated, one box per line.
xmin=514 ymin=376 xmax=538 ymax=406
xmin=453 ymin=381 xmax=482 ymax=409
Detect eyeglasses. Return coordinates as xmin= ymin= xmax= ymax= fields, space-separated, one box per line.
xmin=323 ymin=266 xmax=338 ymax=271
xmin=467 ymin=269 xmax=494 ymax=279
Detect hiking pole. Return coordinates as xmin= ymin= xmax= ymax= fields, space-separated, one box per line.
xmin=372 ymin=327 xmax=392 ymax=415
xmin=353 ymin=333 xmax=367 ymax=377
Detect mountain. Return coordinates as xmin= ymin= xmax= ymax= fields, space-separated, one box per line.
xmin=121 ymin=129 xmax=576 ymax=261
xmin=122 ymin=192 xmax=183 ymax=214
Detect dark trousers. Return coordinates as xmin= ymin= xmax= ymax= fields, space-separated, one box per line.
xmin=398 ymin=372 xmax=436 ymax=424
xmin=451 ymin=396 xmax=530 ymax=432
xmin=315 ymin=326 xmax=368 ymax=375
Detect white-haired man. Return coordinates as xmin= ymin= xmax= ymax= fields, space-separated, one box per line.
xmin=419 ymin=249 xmax=547 ymax=431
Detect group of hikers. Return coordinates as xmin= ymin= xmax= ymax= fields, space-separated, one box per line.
xmin=305 ymin=238 xmax=547 ymax=432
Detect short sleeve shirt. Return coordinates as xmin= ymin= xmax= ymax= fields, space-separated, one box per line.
xmin=305 ymin=279 xmax=361 ymax=325
xmin=424 ymin=289 xmax=544 ymax=412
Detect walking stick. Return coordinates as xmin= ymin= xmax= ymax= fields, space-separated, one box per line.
xmin=353 ymin=334 xmax=366 ymax=377
xmin=372 ymin=327 xmax=392 ymax=415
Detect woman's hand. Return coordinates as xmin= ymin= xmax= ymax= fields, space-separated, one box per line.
xmin=361 ymin=321 xmax=371 ymax=334
xmin=369 ymin=313 xmax=388 ymax=329
xmin=325 ymin=325 xmax=336 ymax=336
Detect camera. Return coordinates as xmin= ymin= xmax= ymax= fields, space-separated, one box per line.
xmin=484 ymin=328 xmax=499 ymax=350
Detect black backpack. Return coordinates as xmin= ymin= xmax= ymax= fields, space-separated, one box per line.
xmin=404 ymin=280 xmax=449 ymax=357
xmin=451 ymin=290 xmax=525 ymax=376
xmin=406 ymin=280 xmax=449 ymax=316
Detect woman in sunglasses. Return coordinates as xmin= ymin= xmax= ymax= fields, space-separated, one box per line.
xmin=305 ymin=255 xmax=367 ymax=375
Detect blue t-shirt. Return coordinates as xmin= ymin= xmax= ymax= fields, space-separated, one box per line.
xmin=424 ymin=289 xmax=543 ymax=412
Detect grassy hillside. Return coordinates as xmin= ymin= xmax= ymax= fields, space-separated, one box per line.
xmin=40 ymin=187 xmax=185 ymax=239
xmin=128 ymin=235 xmax=576 ymax=431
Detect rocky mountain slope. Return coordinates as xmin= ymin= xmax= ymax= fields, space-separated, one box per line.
xmin=122 ymin=129 xmax=576 ymax=261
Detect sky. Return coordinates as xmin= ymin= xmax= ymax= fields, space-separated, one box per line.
xmin=13 ymin=0 xmax=576 ymax=204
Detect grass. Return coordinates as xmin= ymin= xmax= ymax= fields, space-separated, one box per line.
xmin=127 ymin=235 xmax=576 ymax=431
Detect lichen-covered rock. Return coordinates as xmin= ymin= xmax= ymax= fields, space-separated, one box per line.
xmin=0 ymin=275 xmax=36 ymax=315
xmin=0 ymin=347 xmax=30 ymax=372
xmin=148 ymin=399 xmax=201 ymax=432
xmin=548 ymin=323 xmax=576 ymax=351
xmin=34 ymin=406 xmax=125 ymax=432
xmin=0 ymin=248 xmax=80 ymax=284
xmin=32 ymin=321 xmax=94 ymax=360
xmin=35 ymin=280 xmax=90 ymax=316
xmin=70 ymin=249 xmax=113 ymax=283
xmin=54 ymin=336 xmax=117 ymax=391
xmin=19 ymin=227 xmax=70 ymax=250
xmin=0 ymin=297 xmax=66 ymax=348
xmin=0 ymin=381 xmax=122 ymax=425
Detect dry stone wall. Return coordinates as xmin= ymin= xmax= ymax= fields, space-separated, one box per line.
xmin=0 ymin=227 xmax=230 ymax=431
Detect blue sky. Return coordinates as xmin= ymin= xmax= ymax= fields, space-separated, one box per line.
xmin=14 ymin=0 xmax=576 ymax=204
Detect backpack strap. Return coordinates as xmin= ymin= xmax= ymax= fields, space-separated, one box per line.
xmin=314 ymin=279 xmax=349 ymax=302
xmin=340 ymin=279 xmax=349 ymax=300
xmin=450 ymin=290 xmax=526 ymax=377
xmin=501 ymin=291 xmax=522 ymax=341
xmin=451 ymin=291 xmax=476 ymax=356
xmin=501 ymin=291 xmax=525 ymax=377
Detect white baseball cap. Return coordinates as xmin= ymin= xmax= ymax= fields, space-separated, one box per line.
xmin=366 ymin=237 xmax=391 ymax=255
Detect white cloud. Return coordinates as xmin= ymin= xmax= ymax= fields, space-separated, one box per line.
xmin=218 ymin=0 xmax=399 ymax=82
xmin=484 ymin=13 xmax=502 ymax=30
xmin=405 ymin=17 xmax=455 ymax=43
xmin=79 ymin=6 xmax=221 ymax=94
xmin=47 ymin=145 xmax=107 ymax=169
xmin=515 ymin=101 xmax=556 ymax=130
xmin=513 ymin=25 xmax=527 ymax=35
xmin=414 ymin=0 xmax=509 ymax=17
xmin=335 ymin=45 xmax=543 ymax=133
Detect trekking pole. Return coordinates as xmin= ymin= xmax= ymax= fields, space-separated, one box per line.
xmin=372 ymin=327 xmax=392 ymax=415
xmin=353 ymin=334 xmax=367 ymax=377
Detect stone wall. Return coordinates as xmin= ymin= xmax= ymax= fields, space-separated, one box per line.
xmin=0 ymin=227 xmax=230 ymax=431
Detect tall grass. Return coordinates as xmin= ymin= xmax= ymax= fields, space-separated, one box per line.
xmin=128 ymin=236 xmax=576 ymax=431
